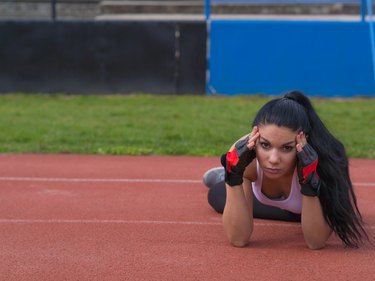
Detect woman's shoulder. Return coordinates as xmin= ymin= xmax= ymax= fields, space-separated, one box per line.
xmin=243 ymin=159 xmax=257 ymax=182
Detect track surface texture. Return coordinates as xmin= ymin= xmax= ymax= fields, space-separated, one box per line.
xmin=0 ymin=154 xmax=374 ymax=281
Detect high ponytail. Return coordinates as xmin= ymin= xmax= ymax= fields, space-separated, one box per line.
xmin=284 ymin=90 xmax=368 ymax=247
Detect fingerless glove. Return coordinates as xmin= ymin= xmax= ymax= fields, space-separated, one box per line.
xmin=297 ymin=143 xmax=321 ymax=197
xmin=221 ymin=136 xmax=256 ymax=187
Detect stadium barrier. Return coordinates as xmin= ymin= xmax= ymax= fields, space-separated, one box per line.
xmin=206 ymin=0 xmax=375 ymax=96
xmin=0 ymin=21 xmax=206 ymax=95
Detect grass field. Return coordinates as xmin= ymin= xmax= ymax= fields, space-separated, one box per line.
xmin=0 ymin=94 xmax=374 ymax=158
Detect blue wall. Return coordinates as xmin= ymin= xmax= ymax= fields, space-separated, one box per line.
xmin=208 ymin=20 xmax=375 ymax=97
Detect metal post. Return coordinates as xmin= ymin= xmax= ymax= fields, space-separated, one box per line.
xmin=361 ymin=0 xmax=367 ymax=22
xmin=174 ymin=24 xmax=181 ymax=95
xmin=205 ymin=0 xmax=211 ymax=95
xmin=366 ymin=0 xmax=375 ymax=86
xmin=51 ymin=0 xmax=57 ymax=21
xmin=205 ymin=0 xmax=211 ymax=21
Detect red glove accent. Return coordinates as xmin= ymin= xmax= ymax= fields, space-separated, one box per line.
xmin=297 ymin=143 xmax=321 ymax=197
xmin=301 ymin=156 xmax=320 ymax=183
xmin=226 ymin=149 xmax=239 ymax=173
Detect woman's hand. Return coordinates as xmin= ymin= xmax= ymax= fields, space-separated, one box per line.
xmin=296 ymin=132 xmax=321 ymax=197
xmin=221 ymin=127 xmax=260 ymax=187
xmin=247 ymin=126 xmax=260 ymax=150
xmin=296 ymin=131 xmax=308 ymax=152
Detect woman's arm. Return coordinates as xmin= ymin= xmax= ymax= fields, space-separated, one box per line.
xmin=221 ymin=128 xmax=259 ymax=247
xmin=301 ymin=196 xmax=332 ymax=249
xmin=296 ymin=132 xmax=332 ymax=249
xmin=223 ymin=178 xmax=254 ymax=247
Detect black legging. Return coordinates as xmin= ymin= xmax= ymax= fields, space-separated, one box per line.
xmin=207 ymin=181 xmax=301 ymax=222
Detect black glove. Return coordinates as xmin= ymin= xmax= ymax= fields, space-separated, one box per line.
xmin=297 ymin=143 xmax=321 ymax=197
xmin=221 ymin=136 xmax=256 ymax=187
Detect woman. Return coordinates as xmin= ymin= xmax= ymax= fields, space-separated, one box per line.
xmin=204 ymin=90 xmax=368 ymax=249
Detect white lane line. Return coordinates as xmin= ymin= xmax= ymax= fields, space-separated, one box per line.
xmin=354 ymin=183 xmax=375 ymax=187
xmin=0 ymin=177 xmax=374 ymax=186
xmin=0 ymin=219 xmax=220 ymax=225
xmin=0 ymin=219 xmax=296 ymax=227
xmin=0 ymin=219 xmax=373 ymax=229
xmin=0 ymin=177 xmax=201 ymax=184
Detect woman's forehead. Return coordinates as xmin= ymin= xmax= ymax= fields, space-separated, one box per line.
xmin=258 ymin=124 xmax=298 ymax=143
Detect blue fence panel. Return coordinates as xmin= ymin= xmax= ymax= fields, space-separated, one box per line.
xmin=206 ymin=0 xmax=375 ymax=96
xmin=208 ymin=20 xmax=375 ymax=96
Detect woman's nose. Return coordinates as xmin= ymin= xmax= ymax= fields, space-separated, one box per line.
xmin=268 ymin=149 xmax=280 ymax=164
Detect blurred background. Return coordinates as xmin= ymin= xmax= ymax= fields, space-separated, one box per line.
xmin=0 ymin=0 xmax=366 ymax=21
xmin=0 ymin=1 xmax=374 ymax=96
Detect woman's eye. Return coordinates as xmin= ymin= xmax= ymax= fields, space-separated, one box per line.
xmin=260 ymin=142 xmax=270 ymax=149
xmin=283 ymin=146 xmax=293 ymax=152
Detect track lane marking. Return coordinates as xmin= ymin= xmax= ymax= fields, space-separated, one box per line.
xmin=0 ymin=219 xmax=298 ymax=228
xmin=0 ymin=177 xmax=201 ymax=184
xmin=0 ymin=177 xmax=374 ymax=186
xmin=0 ymin=219 xmax=373 ymax=229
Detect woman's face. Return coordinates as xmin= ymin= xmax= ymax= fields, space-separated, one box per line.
xmin=255 ymin=124 xmax=298 ymax=179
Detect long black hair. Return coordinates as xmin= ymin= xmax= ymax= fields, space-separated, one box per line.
xmin=252 ymin=90 xmax=368 ymax=248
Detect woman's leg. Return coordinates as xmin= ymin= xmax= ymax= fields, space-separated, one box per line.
xmin=252 ymin=195 xmax=301 ymax=222
xmin=203 ymin=167 xmax=224 ymax=188
xmin=207 ymin=181 xmax=226 ymax=213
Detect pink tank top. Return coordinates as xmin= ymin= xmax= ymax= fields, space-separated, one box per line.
xmin=252 ymin=160 xmax=302 ymax=214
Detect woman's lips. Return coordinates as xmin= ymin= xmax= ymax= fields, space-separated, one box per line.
xmin=264 ymin=167 xmax=282 ymax=174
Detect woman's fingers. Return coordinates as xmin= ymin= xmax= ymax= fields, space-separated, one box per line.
xmin=296 ymin=132 xmax=307 ymax=152
xmin=247 ymin=126 xmax=260 ymax=149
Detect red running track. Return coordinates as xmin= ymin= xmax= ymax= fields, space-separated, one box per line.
xmin=0 ymin=154 xmax=374 ymax=281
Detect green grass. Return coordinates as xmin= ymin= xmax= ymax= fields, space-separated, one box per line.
xmin=0 ymin=94 xmax=374 ymax=158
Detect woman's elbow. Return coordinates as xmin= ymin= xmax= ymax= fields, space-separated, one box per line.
xmin=304 ymin=239 xmax=326 ymax=250
xmin=302 ymin=228 xmax=332 ymax=250
xmin=230 ymin=240 xmax=249 ymax=248
xmin=228 ymin=237 xmax=250 ymax=248
xmin=224 ymin=227 xmax=252 ymax=248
